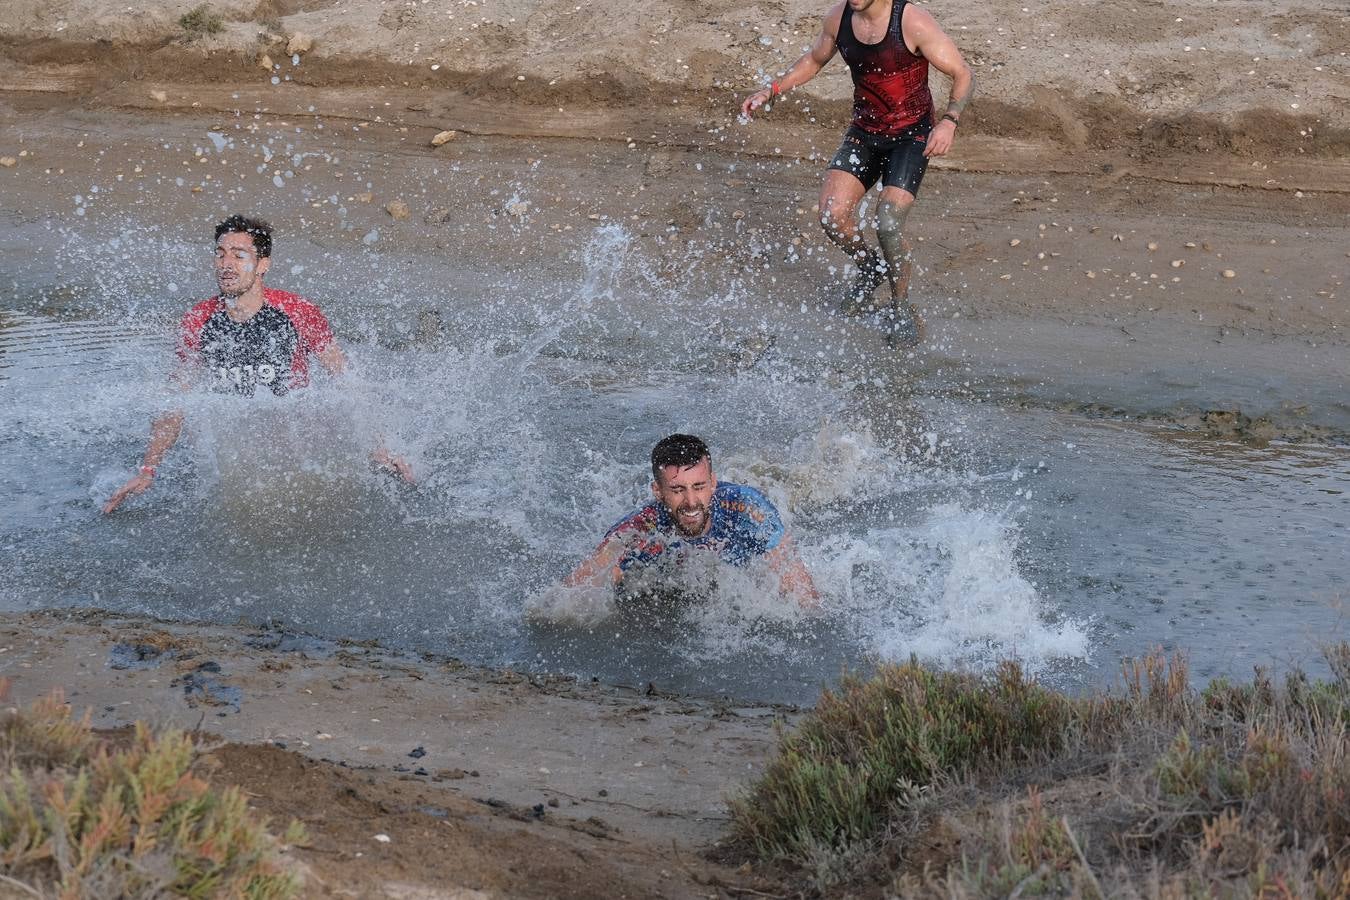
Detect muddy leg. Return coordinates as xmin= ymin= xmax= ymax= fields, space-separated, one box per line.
xmin=820 ymin=170 xmax=884 ymax=315
xmin=877 ymin=187 xmax=924 ymax=346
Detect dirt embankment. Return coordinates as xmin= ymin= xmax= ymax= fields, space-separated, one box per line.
xmin=3 ymin=0 xmax=1348 ymax=169
xmin=0 ymin=610 xmax=792 ymax=899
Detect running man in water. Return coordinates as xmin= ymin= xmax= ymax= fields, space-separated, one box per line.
xmin=563 ymin=434 xmax=820 ymax=608
xmin=102 ymin=215 xmax=412 ymax=513
xmin=740 ymin=0 xmax=975 ymax=345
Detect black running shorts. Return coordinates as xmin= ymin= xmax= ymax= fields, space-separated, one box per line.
xmin=827 ymin=123 xmax=932 ymax=196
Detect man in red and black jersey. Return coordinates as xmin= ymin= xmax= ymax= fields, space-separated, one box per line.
xmin=103 ymin=215 xmax=412 ymax=513
xmin=741 ymin=0 xmax=974 ymax=346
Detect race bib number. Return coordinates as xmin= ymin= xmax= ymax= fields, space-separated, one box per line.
xmin=214 ymin=363 xmax=278 ymax=389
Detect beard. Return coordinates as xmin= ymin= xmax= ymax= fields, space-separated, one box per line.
xmin=216 ymin=271 xmax=252 ymax=299
xmin=672 ymin=504 xmax=711 ymax=537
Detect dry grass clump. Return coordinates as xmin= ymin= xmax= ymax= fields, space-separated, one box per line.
xmin=178 ymin=5 xmax=225 ymax=38
xmin=730 ymin=646 xmax=1350 ymax=898
xmin=0 ymin=680 xmax=304 ymax=898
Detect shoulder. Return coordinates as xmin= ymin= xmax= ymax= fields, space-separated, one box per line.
xmin=606 ymin=502 xmax=662 ymax=538
xmin=717 ymin=482 xmax=781 ymax=521
xmin=265 ymin=288 xmax=334 ymax=347
xmin=716 ymin=482 xmax=785 ymax=550
xmin=901 ymin=3 xmax=941 ymax=39
xmin=264 ymin=288 xmax=325 ymax=319
xmin=824 ymin=1 xmax=847 ymax=34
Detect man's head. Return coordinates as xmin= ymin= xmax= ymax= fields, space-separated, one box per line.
xmin=213 ymin=215 xmax=272 ymax=298
xmin=651 ymin=434 xmax=716 ymax=537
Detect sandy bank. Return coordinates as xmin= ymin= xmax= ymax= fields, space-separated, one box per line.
xmin=4 ymin=0 xmax=1348 ymax=164
xmin=0 ymin=608 xmax=791 ymax=898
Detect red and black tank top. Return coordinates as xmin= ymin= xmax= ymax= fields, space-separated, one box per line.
xmin=177 ymin=288 xmax=335 ymax=396
xmin=836 ymin=0 xmax=934 ymax=136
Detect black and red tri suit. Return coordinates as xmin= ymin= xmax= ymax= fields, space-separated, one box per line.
xmin=177 ymin=288 xmax=335 ymax=397
xmin=828 ymin=0 xmax=936 ymax=195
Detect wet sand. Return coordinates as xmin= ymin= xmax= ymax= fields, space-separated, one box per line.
xmin=2 ymin=89 xmax=1345 ymax=438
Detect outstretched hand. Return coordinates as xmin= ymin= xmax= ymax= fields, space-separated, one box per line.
xmin=103 ymin=472 xmax=154 ymax=514
xmin=371 ymin=447 xmax=415 ymax=483
xmin=740 ymin=87 xmax=774 ymax=119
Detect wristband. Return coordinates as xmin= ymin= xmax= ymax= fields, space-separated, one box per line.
xmin=942 ymin=113 xmax=959 ymax=126
xmin=139 ymin=465 xmax=157 ymax=477
xmin=771 ymin=81 xmax=782 ymax=98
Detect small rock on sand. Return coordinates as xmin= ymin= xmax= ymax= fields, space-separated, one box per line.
xmin=644 ymin=152 xmax=675 ymax=177
xmin=1222 ymin=269 xmax=1237 ymax=279
xmin=286 ymin=32 xmax=313 ymax=56
xmin=150 ymin=90 xmax=168 ymax=103
xmin=355 ymin=191 xmax=374 ymax=203
xmin=257 ymin=53 xmax=274 ymax=71
xmin=0 ymin=157 xmax=16 ymax=168
xmin=386 ymin=200 xmax=411 ymax=220
xmin=431 ymin=130 xmax=458 ymax=147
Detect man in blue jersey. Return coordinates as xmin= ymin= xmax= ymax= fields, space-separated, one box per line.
xmin=564 ymin=434 xmax=820 ymax=608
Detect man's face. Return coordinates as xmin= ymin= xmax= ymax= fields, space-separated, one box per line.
xmin=214 ymin=231 xmax=268 ymax=298
xmin=653 ymin=457 xmax=717 ymax=537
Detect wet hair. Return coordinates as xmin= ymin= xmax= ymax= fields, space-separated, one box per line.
xmin=214 ymin=215 xmax=273 ymax=258
xmin=651 ymin=433 xmax=711 ymax=481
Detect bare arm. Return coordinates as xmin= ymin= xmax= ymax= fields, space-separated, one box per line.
xmin=741 ymin=2 xmax=844 ymax=117
xmin=318 ymin=340 xmax=415 ymax=482
xmin=316 ymin=342 xmax=346 ymax=376
xmin=102 ymin=410 xmax=184 ymax=514
xmin=904 ymin=6 xmax=975 ymax=157
xmin=562 ymin=537 xmax=625 ymax=590
xmin=765 ymin=536 xmax=821 ymax=610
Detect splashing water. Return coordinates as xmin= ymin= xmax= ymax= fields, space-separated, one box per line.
xmin=5 ymin=211 xmax=1345 ymax=704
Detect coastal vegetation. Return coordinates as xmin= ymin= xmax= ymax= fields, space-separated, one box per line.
xmin=0 ymin=680 xmax=303 ymax=898
xmin=730 ymin=646 xmax=1350 ymax=896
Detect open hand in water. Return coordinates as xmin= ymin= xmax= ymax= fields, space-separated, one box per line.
xmin=371 ymin=447 xmax=415 ymax=483
xmin=102 ymin=471 xmax=154 ymax=514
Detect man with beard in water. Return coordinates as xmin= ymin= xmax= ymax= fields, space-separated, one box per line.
xmin=102 ymin=215 xmax=412 ymax=513
xmin=740 ymin=0 xmax=974 ymax=346
xmin=563 ymin=434 xmax=820 ymax=608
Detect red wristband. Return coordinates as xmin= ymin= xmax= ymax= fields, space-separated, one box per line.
xmin=771 ymin=81 xmax=781 ymax=97
xmin=139 ymin=465 xmax=157 ymax=477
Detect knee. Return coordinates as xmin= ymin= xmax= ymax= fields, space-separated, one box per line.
xmin=876 ymin=200 xmax=912 ymax=243
xmin=818 ymin=198 xmax=853 ymax=237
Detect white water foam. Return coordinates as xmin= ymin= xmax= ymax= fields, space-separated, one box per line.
xmin=4 ymin=217 xmax=1093 ymax=700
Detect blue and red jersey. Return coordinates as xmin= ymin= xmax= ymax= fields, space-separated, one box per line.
xmin=604 ymin=482 xmax=786 ymax=573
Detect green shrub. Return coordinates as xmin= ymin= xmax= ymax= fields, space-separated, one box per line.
xmin=728 ymin=659 xmax=1080 ymax=860
xmin=0 ymin=682 xmax=303 ymax=898
xmin=738 ymin=645 xmax=1350 ymax=896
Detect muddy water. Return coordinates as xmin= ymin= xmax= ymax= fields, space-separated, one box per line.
xmin=1 ymin=223 xmax=1346 ymax=705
